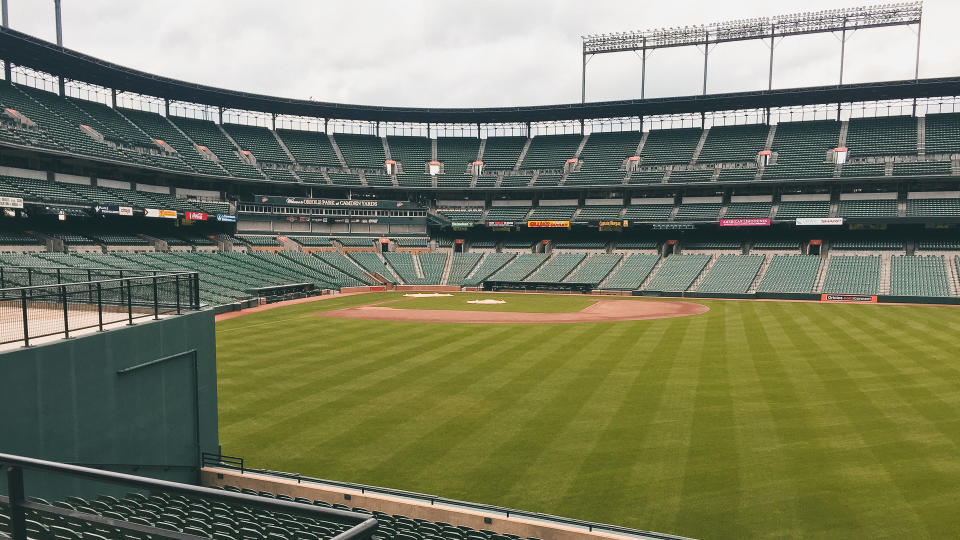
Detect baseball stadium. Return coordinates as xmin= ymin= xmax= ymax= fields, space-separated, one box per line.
xmin=2 ymin=1 xmax=960 ymax=539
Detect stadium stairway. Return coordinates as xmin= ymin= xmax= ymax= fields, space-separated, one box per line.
xmin=440 ymin=251 xmax=455 ymax=285
xmin=880 ymin=253 xmax=892 ymax=295
xmin=946 ymin=256 xmax=960 ymax=296
xmin=812 ymin=256 xmax=831 ymax=293
xmin=746 ymin=254 xmax=774 ymax=293
xmin=637 ymin=257 xmax=666 ymax=290
xmin=686 ymin=255 xmax=717 ymax=291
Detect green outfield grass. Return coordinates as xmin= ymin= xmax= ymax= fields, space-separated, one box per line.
xmin=217 ymin=293 xmax=960 ymax=539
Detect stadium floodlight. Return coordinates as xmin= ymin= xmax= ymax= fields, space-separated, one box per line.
xmin=580 ymin=2 xmax=923 ymax=103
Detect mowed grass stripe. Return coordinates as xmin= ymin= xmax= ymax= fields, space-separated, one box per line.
xmin=811 ymin=306 xmax=960 ymax=538
xmin=780 ymin=305 xmax=930 ymax=537
xmin=525 ymin=322 xmax=657 ymax=512
xmin=322 ymin=323 xmax=557 ymax=481
xmin=216 ymin=293 xmax=960 ymax=539
xmin=224 ymin=322 xmax=496 ymax=452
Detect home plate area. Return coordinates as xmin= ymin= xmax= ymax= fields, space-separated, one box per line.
xmin=316 ymin=299 xmax=708 ymax=324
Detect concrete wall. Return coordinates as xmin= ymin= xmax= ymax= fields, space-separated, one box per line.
xmin=0 ymin=310 xmax=219 ymax=499
xmin=203 ymin=469 xmax=639 ymax=540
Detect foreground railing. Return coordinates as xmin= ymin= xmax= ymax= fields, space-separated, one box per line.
xmin=0 ymin=453 xmax=377 ymax=540
xmin=0 ymin=267 xmax=202 ymax=347
xmin=202 ymin=453 xmax=693 ymax=540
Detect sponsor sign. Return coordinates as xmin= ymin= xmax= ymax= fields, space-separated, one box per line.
xmin=0 ymin=196 xmax=24 ymax=209
xmin=652 ymin=223 xmax=694 ymax=230
xmin=452 ymin=222 xmax=472 ymax=231
xmin=527 ymin=220 xmax=570 ymax=229
xmin=486 ymin=221 xmax=514 ymax=227
xmin=95 ymin=205 xmax=134 ymax=216
xmin=796 ymin=217 xmax=844 ymax=226
xmin=216 ymin=214 xmax=237 ymax=222
xmin=599 ymin=220 xmax=623 ymax=232
xmin=144 ymin=208 xmax=178 ymax=219
xmin=821 ymin=294 xmax=878 ymax=303
xmin=185 ymin=211 xmax=208 ymax=221
xmin=719 ymin=218 xmax=771 ymax=227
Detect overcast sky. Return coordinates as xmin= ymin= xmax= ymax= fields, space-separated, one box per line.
xmin=5 ymin=0 xmax=958 ymax=108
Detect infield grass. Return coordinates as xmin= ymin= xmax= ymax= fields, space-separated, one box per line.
xmin=217 ymin=292 xmax=960 ymax=539
xmin=383 ymin=293 xmax=597 ymax=312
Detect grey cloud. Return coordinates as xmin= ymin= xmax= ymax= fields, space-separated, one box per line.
xmin=4 ymin=0 xmax=958 ymax=109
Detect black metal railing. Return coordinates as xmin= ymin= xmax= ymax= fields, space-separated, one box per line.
xmin=201 ymin=452 xmax=693 ymax=540
xmin=0 ymin=267 xmax=202 ymax=347
xmin=0 ymin=452 xmax=377 ymax=540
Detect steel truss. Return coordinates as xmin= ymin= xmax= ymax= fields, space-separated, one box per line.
xmin=581 ymin=2 xmax=923 ymax=102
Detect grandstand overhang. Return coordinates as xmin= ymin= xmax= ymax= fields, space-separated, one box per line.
xmin=2 ymin=26 xmax=959 ymax=125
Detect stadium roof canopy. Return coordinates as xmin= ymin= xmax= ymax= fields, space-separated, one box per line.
xmin=3 ymin=26 xmax=960 ymax=124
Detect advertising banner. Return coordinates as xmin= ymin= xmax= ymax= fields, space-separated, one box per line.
xmin=0 ymin=196 xmax=24 ymax=209
xmin=527 ymin=220 xmax=571 ymax=228
xmin=719 ymin=218 xmax=771 ymax=227
xmin=796 ymin=217 xmax=844 ymax=226
xmin=145 ymin=208 xmax=178 ymax=219
xmin=184 ymin=211 xmax=208 ymax=221
xmin=95 ymin=205 xmax=134 ymax=216
xmin=486 ymin=221 xmax=514 ymax=227
xmin=821 ymin=294 xmax=878 ymax=303
xmin=652 ymin=223 xmax=694 ymax=230
xmin=216 ymin=214 xmax=237 ymax=222
xmin=599 ymin=220 xmax=623 ymax=232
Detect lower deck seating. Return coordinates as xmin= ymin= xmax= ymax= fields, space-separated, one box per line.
xmin=694 ymin=254 xmax=763 ymax=293
xmin=525 ymin=253 xmax=585 ymax=282
xmin=600 ymin=253 xmax=659 ymax=290
xmin=489 ymin=253 xmax=549 ymax=281
xmin=643 ymin=254 xmax=711 ymax=292
xmin=463 ymin=253 xmax=516 ymax=286
xmin=565 ymin=253 xmax=622 ymax=285
xmin=755 ymin=255 xmax=820 ymax=293
xmin=890 ymin=255 xmax=949 ymax=297
xmin=348 ymin=252 xmax=400 ymax=282
xmin=821 ymin=256 xmax=880 ymax=295
xmin=447 ymin=253 xmax=483 ymax=285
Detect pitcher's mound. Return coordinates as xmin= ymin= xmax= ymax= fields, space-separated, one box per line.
xmin=316 ymin=299 xmax=708 ymax=324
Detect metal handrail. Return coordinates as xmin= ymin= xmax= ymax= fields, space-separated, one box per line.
xmin=0 ymin=269 xmax=202 ymax=347
xmin=202 ymin=453 xmax=693 ymax=540
xmin=0 ymin=271 xmax=198 ymax=293
xmin=0 ymin=452 xmax=378 ymax=540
